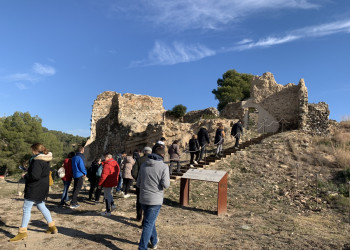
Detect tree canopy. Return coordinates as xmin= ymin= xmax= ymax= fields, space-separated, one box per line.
xmin=212 ymin=69 xmax=253 ymax=111
xmin=168 ymin=104 xmax=187 ymax=118
xmin=0 ymin=112 xmax=87 ymax=174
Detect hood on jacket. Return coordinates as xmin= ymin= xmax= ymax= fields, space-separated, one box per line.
xmin=34 ymin=152 xmax=53 ymax=162
xmin=103 ymin=158 xmax=118 ymax=167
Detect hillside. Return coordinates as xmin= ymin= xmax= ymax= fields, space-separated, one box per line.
xmin=0 ymin=129 xmax=349 ymax=249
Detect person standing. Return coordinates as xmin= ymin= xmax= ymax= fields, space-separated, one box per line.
xmin=87 ymin=158 xmax=102 ymax=202
xmin=137 ymin=145 xmax=170 ymax=250
xmin=168 ymin=140 xmax=181 ymax=175
xmin=188 ymin=135 xmax=200 ymax=165
xmin=59 ymin=151 xmax=75 ymax=206
xmin=121 ymin=153 xmax=135 ymax=198
xmin=231 ymin=120 xmax=243 ymax=149
xmin=115 ymin=152 xmax=125 ymax=195
xmin=197 ymin=126 xmax=210 ymax=162
xmin=70 ymin=146 xmax=87 ymax=209
xmin=131 ymin=146 xmax=152 ymax=222
xmin=214 ymin=123 xmax=225 ymax=158
xmin=9 ymin=143 xmax=58 ymax=242
xmin=98 ymin=153 xmax=119 ymax=216
xmin=152 ymin=137 xmax=166 ymax=153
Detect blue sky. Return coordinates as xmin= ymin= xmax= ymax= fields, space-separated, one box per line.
xmin=1 ymin=0 xmax=349 ymax=137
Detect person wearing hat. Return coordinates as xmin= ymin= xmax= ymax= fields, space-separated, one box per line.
xmin=152 ymin=137 xmax=166 ymax=153
xmin=132 ymin=146 xmax=152 ymax=222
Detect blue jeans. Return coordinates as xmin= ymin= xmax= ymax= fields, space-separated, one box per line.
xmin=21 ymin=199 xmax=53 ymax=228
xmin=139 ymin=204 xmax=161 ymax=250
xmin=61 ymin=180 xmax=71 ymax=203
xmin=116 ymin=172 xmax=123 ymax=192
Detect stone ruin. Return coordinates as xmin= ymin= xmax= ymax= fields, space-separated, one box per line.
xmin=85 ymin=72 xmax=329 ymax=162
xmin=221 ymin=72 xmax=329 ymax=134
xmin=84 ymin=92 xmax=236 ymax=163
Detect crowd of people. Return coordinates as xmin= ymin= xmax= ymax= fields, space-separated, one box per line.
xmin=9 ymin=121 xmax=243 ymax=249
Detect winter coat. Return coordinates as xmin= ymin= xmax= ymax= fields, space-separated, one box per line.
xmin=132 ymin=153 xmax=150 ymax=180
xmin=136 ymin=153 xmax=170 ymax=205
xmin=197 ymin=128 xmax=210 ymax=147
xmin=98 ymin=158 xmax=120 ymax=187
xmin=87 ymin=161 xmax=100 ymax=183
xmin=214 ymin=128 xmax=225 ymax=145
xmin=62 ymin=158 xmax=73 ymax=182
xmin=71 ymin=153 xmax=87 ymax=178
xmin=189 ymin=139 xmax=200 ymax=152
xmin=122 ymin=156 xmax=135 ymax=179
xmin=231 ymin=122 xmax=243 ymax=137
xmin=24 ymin=152 xmax=52 ymax=202
xmin=168 ymin=144 xmax=180 ymax=161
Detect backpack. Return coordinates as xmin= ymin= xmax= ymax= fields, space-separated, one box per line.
xmin=96 ymin=165 xmax=103 ymax=177
xmin=57 ymin=166 xmax=65 ymax=178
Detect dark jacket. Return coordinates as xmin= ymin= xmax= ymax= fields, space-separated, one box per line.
xmin=231 ymin=122 xmax=243 ymax=137
xmin=24 ymin=152 xmax=52 ymax=202
xmin=197 ymin=128 xmax=210 ymax=147
xmin=132 ymin=153 xmax=150 ymax=180
xmin=189 ymin=139 xmax=200 ymax=152
xmin=87 ymin=161 xmax=100 ymax=182
xmin=214 ymin=128 xmax=225 ymax=144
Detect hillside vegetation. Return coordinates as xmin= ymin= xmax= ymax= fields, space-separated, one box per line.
xmin=0 ymin=112 xmax=87 ymax=173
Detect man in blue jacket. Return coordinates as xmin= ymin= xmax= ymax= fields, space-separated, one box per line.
xmin=70 ymin=146 xmax=87 ymax=209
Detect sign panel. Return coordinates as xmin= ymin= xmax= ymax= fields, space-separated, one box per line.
xmin=182 ymin=169 xmax=227 ymax=183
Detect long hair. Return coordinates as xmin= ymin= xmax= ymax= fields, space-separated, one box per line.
xmin=31 ymin=143 xmax=49 ymax=154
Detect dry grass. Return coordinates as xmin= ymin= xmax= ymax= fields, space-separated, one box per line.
xmin=335 ymin=148 xmax=350 ymax=168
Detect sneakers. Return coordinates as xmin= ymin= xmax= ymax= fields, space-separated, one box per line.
xmin=111 ymin=204 xmax=117 ymax=211
xmin=148 ymin=237 xmax=159 ymax=249
xmin=124 ymin=194 xmax=131 ymax=198
xmin=100 ymin=211 xmax=111 ymax=216
xmin=70 ymin=204 xmax=80 ymax=209
xmin=193 ymin=160 xmax=198 ymax=165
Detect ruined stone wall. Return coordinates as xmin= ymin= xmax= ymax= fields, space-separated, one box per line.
xmin=222 ymin=72 xmax=309 ymax=131
xmin=304 ymin=102 xmax=330 ymax=135
xmin=85 ymin=91 xmax=237 ymax=163
xmin=251 ymin=72 xmax=308 ymax=129
xmin=183 ymin=107 xmax=219 ymax=123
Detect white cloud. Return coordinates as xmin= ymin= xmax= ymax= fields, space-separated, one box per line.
xmin=33 ymin=63 xmax=56 ymax=76
xmin=133 ymin=41 xmax=216 ymax=66
xmin=5 ymin=73 xmax=38 ymax=83
xmin=15 ymin=83 xmax=28 ymax=90
xmin=112 ymin=0 xmax=319 ymax=31
xmin=232 ymin=19 xmax=350 ymax=50
xmin=2 ymin=62 xmax=56 ymax=90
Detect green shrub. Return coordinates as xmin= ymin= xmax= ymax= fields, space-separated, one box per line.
xmin=168 ymin=104 xmax=187 ymax=118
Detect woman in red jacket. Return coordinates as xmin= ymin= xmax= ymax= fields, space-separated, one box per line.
xmin=59 ymin=152 xmax=75 ymax=206
xmin=98 ymin=153 xmax=120 ymax=216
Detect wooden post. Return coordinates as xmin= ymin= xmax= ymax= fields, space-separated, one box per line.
xmin=180 ymin=178 xmax=190 ymax=206
xmin=217 ymin=173 xmax=228 ymax=215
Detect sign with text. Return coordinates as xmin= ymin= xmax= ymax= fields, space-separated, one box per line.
xmin=182 ymin=169 xmax=227 ymax=183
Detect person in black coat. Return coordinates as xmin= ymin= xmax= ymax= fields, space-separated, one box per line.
xmin=197 ymin=126 xmax=210 ymax=162
xmin=189 ymin=135 xmax=200 ymax=165
xmin=87 ymin=158 xmax=102 ymax=202
xmin=231 ymin=120 xmax=244 ymax=148
xmin=9 ymin=143 xmax=58 ymax=242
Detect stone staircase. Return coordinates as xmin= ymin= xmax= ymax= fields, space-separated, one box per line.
xmin=169 ymin=133 xmax=274 ymax=180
